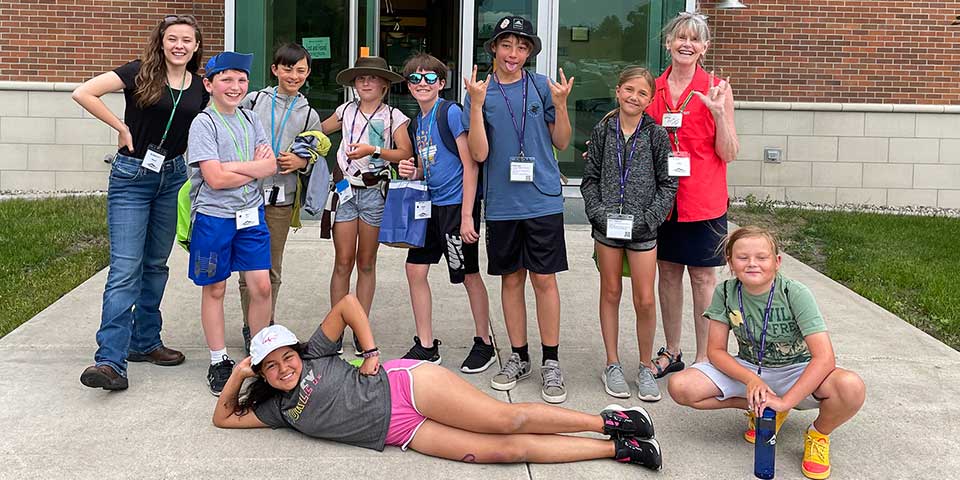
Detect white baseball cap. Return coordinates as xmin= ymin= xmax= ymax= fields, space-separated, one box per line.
xmin=250 ymin=325 xmax=300 ymax=366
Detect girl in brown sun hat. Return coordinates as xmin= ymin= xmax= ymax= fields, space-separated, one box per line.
xmin=319 ymin=56 xmax=413 ymax=354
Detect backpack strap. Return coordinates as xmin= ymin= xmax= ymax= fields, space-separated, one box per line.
xmin=248 ymin=90 xmax=265 ymax=109
xmin=435 ymin=99 xmax=461 ymax=156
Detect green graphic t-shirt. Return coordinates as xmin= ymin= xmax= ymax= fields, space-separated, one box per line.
xmin=703 ymin=274 xmax=827 ymax=368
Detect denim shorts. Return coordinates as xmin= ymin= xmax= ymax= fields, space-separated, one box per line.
xmin=335 ymin=187 xmax=384 ymax=227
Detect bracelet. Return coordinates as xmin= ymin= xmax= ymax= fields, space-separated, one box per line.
xmin=361 ymin=347 xmax=380 ymax=359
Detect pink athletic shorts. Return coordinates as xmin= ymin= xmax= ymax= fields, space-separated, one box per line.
xmin=383 ymin=359 xmax=428 ymax=449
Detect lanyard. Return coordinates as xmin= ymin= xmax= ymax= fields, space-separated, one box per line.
xmin=663 ymin=89 xmax=695 ymax=153
xmin=418 ymin=100 xmax=439 ymax=181
xmin=615 ymin=114 xmax=643 ymax=213
xmin=349 ymin=101 xmax=384 ymax=146
xmin=270 ymin=88 xmax=298 ymax=156
xmin=210 ymin=104 xmax=250 ymax=161
xmin=158 ymin=69 xmax=188 ymax=148
xmin=493 ymin=70 xmax=527 ymax=157
xmin=737 ymin=279 xmax=777 ymax=375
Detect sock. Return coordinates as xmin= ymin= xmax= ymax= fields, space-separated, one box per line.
xmin=512 ymin=344 xmax=530 ymax=363
xmin=542 ymin=343 xmax=559 ymax=364
xmin=210 ymin=349 xmax=228 ymax=365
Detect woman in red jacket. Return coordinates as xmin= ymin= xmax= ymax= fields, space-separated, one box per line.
xmin=646 ymin=12 xmax=740 ymax=377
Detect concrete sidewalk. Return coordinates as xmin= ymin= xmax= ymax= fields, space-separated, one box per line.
xmin=1 ymin=224 xmax=958 ymax=479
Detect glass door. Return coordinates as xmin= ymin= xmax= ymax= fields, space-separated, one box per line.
xmin=472 ymin=0 xmax=538 ymax=77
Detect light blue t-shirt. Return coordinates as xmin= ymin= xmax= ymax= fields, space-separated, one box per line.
xmin=462 ymin=71 xmax=564 ymax=221
xmin=415 ymin=101 xmax=465 ymax=206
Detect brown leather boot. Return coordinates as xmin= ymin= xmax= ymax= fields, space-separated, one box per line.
xmin=128 ymin=345 xmax=185 ymax=366
xmin=80 ymin=365 xmax=129 ymax=390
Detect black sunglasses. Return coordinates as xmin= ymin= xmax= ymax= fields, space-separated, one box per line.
xmin=407 ymin=72 xmax=440 ymax=85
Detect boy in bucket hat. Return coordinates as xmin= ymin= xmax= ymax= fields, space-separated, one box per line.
xmin=318 ymin=56 xmax=413 ymax=354
xmin=462 ymin=15 xmax=576 ymax=403
xmin=187 ymin=51 xmax=278 ymax=396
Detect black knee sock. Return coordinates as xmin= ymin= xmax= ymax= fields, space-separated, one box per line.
xmin=512 ymin=344 xmax=530 ymax=363
xmin=542 ymin=343 xmax=559 ymax=364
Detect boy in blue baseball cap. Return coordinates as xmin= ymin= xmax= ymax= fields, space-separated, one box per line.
xmin=186 ymin=51 xmax=278 ymax=395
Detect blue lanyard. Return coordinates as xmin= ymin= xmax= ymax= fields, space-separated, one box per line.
xmin=270 ymin=88 xmax=297 ymax=156
xmin=615 ymin=114 xmax=643 ymax=213
xmin=493 ymin=70 xmax=527 ymax=156
xmin=737 ymin=279 xmax=777 ymax=375
xmin=418 ymin=100 xmax=439 ymax=181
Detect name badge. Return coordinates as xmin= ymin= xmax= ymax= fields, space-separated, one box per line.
xmin=606 ymin=213 xmax=634 ymax=240
xmin=336 ymin=179 xmax=354 ymax=203
xmin=236 ymin=207 xmax=259 ymax=230
xmin=510 ymin=156 xmax=534 ymax=182
xmin=662 ymin=113 xmax=683 ymax=129
xmin=423 ymin=145 xmax=438 ymax=163
xmin=142 ymin=144 xmax=166 ymax=173
xmin=415 ymin=200 xmax=432 ymax=219
xmin=668 ymin=152 xmax=691 ymax=177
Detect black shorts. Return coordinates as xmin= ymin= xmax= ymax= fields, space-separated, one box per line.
xmin=485 ymin=213 xmax=568 ymax=275
xmin=406 ymin=202 xmax=481 ymax=284
xmin=656 ymin=213 xmax=728 ymax=267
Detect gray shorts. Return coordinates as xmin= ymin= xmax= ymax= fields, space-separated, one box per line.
xmin=335 ymin=187 xmax=384 ymax=227
xmin=592 ymin=228 xmax=657 ymax=252
xmin=691 ymin=357 xmax=821 ymax=410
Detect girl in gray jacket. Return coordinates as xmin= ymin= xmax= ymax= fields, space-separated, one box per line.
xmin=580 ymin=66 xmax=677 ymax=403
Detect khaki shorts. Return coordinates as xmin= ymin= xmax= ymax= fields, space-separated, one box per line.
xmin=691 ymin=357 xmax=821 ymax=410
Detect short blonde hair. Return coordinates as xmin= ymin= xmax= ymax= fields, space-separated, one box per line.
xmin=721 ymin=226 xmax=780 ymax=262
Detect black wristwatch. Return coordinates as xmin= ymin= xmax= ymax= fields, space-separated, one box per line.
xmin=372 ymin=146 xmax=382 ymax=159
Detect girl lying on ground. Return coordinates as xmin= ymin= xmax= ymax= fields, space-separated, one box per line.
xmin=212 ymin=294 xmax=662 ymax=470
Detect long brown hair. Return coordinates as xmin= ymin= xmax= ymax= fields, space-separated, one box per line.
xmin=134 ymin=15 xmax=203 ymax=109
xmin=601 ymin=66 xmax=656 ymax=122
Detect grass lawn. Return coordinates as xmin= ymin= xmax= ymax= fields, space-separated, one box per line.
xmin=729 ymin=202 xmax=960 ymax=351
xmin=0 ymin=196 xmax=109 ymax=338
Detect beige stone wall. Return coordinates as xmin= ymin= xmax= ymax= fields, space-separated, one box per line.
xmin=731 ymin=102 xmax=960 ymax=209
xmin=0 ymin=82 xmax=123 ymax=191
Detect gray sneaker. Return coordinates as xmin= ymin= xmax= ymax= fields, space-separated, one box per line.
xmin=636 ymin=367 xmax=662 ymax=402
xmin=490 ymin=353 xmax=531 ymax=391
xmin=540 ymin=360 xmax=567 ymax=403
xmin=602 ymin=363 xmax=631 ymax=398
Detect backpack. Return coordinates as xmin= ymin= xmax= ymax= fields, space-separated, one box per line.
xmin=408 ymin=98 xmax=483 ymax=200
xmin=176 ymin=108 xmax=255 ymax=251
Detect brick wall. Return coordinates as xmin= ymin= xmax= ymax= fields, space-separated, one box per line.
xmin=701 ymin=1 xmax=960 ymax=104
xmin=0 ymin=0 xmax=224 ymax=83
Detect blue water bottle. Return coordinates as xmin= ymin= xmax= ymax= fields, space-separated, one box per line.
xmin=754 ymin=407 xmax=777 ymax=479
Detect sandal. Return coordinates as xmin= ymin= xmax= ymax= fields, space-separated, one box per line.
xmin=651 ymin=347 xmax=685 ymax=379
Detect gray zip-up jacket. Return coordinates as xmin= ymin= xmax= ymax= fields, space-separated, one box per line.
xmin=580 ymin=112 xmax=677 ymax=242
xmin=241 ymin=87 xmax=320 ymax=206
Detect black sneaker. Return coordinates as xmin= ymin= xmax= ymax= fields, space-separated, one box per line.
xmin=401 ymin=336 xmax=441 ymax=364
xmin=353 ymin=335 xmax=363 ymax=357
xmin=242 ymin=325 xmax=252 ymax=355
xmin=614 ymin=436 xmax=662 ymax=470
xmin=207 ymin=356 xmax=235 ymax=397
xmin=601 ymin=404 xmax=655 ymax=439
xmin=460 ymin=336 xmax=496 ymax=373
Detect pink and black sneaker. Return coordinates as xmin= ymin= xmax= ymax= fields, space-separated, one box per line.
xmin=601 ymin=403 xmax=655 ymax=439
xmin=614 ymin=436 xmax=662 ymax=470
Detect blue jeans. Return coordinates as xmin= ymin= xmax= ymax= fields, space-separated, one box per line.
xmin=95 ymin=153 xmax=187 ymax=376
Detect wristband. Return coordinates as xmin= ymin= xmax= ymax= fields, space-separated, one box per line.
xmin=361 ymin=347 xmax=380 ymax=359
xmin=372 ymin=146 xmax=382 ymax=159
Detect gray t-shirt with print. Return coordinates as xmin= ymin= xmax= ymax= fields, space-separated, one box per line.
xmin=253 ymin=326 xmax=392 ymax=451
xmin=187 ymin=106 xmax=269 ymax=218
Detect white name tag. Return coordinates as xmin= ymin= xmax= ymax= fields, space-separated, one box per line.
xmin=662 ymin=113 xmax=683 ymax=129
xmin=606 ymin=213 xmax=634 ymax=240
xmin=510 ymin=156 xmax=534 ymax=182
xmin=236 ymin=207 xmax=259 ymax=230
xmin=423 ymin=145 xmax=437 ymax=163
xmin=415 ymin=200 xmax=432 ymax=219
xmin=668 ymin=153 xmax=691 ymax=177
xmin=336 ymin=179 xmax=354 ymax=203
xmin=142 ymin=145 xmax=166 ymax=173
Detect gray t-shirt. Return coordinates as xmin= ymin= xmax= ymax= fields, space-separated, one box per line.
xmin=253 ymin=326 xmax=392 ymax=451
xmin=187 ymin=107 xmax=269 ymax=218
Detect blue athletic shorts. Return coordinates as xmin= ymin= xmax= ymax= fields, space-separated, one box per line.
xmin=188 ymin=208 xmax=271 ymax=286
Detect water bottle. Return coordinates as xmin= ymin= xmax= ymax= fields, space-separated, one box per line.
xmin=754 ymin=407 xmax=777 ymax=479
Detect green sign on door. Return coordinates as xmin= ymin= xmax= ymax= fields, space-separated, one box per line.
xmin=302 ymin=37 xmax=331 ymax=59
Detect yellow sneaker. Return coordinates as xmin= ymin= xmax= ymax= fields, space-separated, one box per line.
xmin=744 ymin=409 xmax=790 ymax=443
xmin=802 ymin=427 xmax=831 ymax=479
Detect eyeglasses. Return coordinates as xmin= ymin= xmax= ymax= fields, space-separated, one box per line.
xmin=407 ymin=72 xmax=440 ymax=85
xmin=161 ymin=14 xmax=196 ymax=25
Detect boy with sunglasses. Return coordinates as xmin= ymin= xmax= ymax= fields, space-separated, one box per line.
xmin=396 ymin=54 xmax=494 ymax=373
